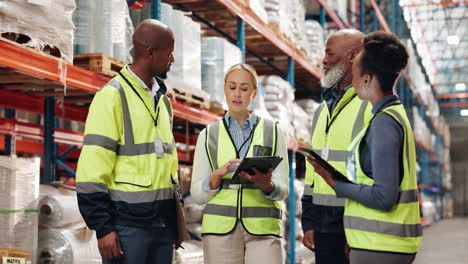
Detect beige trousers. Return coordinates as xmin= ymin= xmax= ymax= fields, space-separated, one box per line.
xmin=203 ymin=222 xmax=284 ymax=264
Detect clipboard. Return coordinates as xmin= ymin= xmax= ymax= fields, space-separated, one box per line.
xmin=230 ymin=156 xmax=283 ymax=184
xmin=297 ymin=147 xmax=353 ymax=184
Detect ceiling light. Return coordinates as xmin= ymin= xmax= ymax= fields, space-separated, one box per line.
xmin=461 ymin=109 xmax=468 ymax=117
xmin=447 ymin=35 xmax=460 ymax=45
xmin=455 ymin=83 xmax=466 ymax=91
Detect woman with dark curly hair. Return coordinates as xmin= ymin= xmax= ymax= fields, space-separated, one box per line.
xmin=309 ymin=31 xmax=422 ymax=263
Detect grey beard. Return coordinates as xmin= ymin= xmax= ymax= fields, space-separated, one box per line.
xmin=320 ymin=64 xmax=346 ymax=88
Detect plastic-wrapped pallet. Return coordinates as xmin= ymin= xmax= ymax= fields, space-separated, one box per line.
xmin=74 ymin=0 xmax=134 ymax=62
xmin=161 ymin=4 xmax=202 ymax=91
xmin=0 ymin=157 xmax=40 ymax=263
xmin=112 ymin=0 xmax=134 ymax=62
xmin=201 ymin=37 xmax=242 ymax=103
xmin=0 ymin=0 xmax=75 ymax=63
xmin=74 ymin=0 xmax=113 ymax=57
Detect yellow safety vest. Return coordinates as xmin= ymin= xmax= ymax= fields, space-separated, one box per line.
xmin=77 ymin=66 xmax=178 ymax=214
xmin=344 ymin=104 xmax=422 ymax=253
xmin=202 ymin=117 xmax=283 ymax=236
xmin=304 ymin=88 xmax=372 ymax=206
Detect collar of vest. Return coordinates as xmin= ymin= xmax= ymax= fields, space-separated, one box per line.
xmin=332 ymin=87 xmax=357 ymax=113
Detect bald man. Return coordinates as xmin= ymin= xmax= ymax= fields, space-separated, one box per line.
xmin=301 ymin=29 xmax=373 ymax=264
xmin=76 ymin=19 xmax=179 ymax=264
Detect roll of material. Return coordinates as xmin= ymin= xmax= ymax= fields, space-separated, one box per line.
xmin=38 ymin=227 xmax=101 ymax=264
xmin=39 ymin=194 xmax=84 ymax=228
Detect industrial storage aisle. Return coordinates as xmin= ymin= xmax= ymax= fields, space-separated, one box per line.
xmin=414 ymin=218 xmax=468 ymax=264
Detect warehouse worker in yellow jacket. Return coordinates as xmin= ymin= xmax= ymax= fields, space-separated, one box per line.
xmin=76 ymin=20 xmax=178 ymax=264
xmin=310 ymin=31 xmax=422 ymax=263
xmin=301 ymin=29 xmax=372 ymax=264
xmin=191 ymin=64 xmax=289 ymax=264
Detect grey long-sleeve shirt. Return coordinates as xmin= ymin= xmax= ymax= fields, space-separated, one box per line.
xmin=334 ymin=95 xmax=403 ymax=211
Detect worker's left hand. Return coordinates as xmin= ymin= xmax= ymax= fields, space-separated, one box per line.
xmin=308 ymin=158 xmax=337 ymax=188
xmin=239 ymin=168 xmax=274 ymax=194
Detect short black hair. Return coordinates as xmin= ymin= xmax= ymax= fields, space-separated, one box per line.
xmin=360 ymin=31 xmax=409 ymax=93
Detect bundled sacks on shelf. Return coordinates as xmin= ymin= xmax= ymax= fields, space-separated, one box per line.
xmin=201 ymin=37 xmax=242 ymax=104
xmin=291 ymin=103 xmax=311 ymax=142
xmin=249 ymin=0 xmax=268 ymax=23
xmin=264 ymin=0 xmax=309 ymax=56
xmin=406 ymin=39 xmax=439 ymax=117
xmin=0 ymin=0 xmax=75 ymax=63
xmin=259 ymin=75 xmax=295 ymax=141
xmin=0 ymin=157 xmax=40 ymax=262
xmin=412 ymin=106 xmax=435 ymax=150
xmin=74 ymin=0 xmax=134 ymax=62
xmin=161 ymin=3 xmax=202 ymax=91
xmin=304 ymin=20 xmax=325 ymax=66
xmin=295 ymin=98 xmax=320 ymax=136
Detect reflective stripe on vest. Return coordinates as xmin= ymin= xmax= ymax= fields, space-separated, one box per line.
xmin=306 ymin=92 xmax=371 ymax=206
xmin=204 ymin=204 xmax=282 ymax=219
xmin=82 ymin=79 xmax=175 ymax=157
xmin=344 ymin=216 xmax=422 ymax=238
xmin=202 ymin=117 xmax=282 ymax=236
xmin=303 ymin=185 xmax=345 ymax=206
xmin=344 ymin=104 xmax=421 ymax=253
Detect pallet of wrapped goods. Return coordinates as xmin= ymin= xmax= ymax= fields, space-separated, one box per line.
xmin=0 ymin=0 xmax=75 ymax=63
xmin=73 ymin=53 xmax=126 ymax=77
xmin=0 ymin=157 xmax=40 ymax=264
xmin=166 ymin=76 xmax=210 ymax=110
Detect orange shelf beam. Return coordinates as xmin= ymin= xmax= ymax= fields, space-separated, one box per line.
xmin=438 ymin=93 xmax=468 ymax=99
xmin=215 ymin=0 xmax=321 ymax=79
xmin=440 ymin=102 xmax=468 ymax=108
xmin=0 ymin=40 xmax=108 ymax=93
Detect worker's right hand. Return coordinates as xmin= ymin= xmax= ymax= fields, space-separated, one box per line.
xmin=302 ymin=229 xmax=315 ymax=251
xmin=210 ymin=159 xmax=242 ymax=189
xmin=98 ymin=231 xmax=124 ymax=259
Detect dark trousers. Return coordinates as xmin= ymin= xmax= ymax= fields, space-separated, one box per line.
xmin=102 ymin=225 xmax=176 ymax=264
xmin=314 ymin=231 xmax=349 ymax=264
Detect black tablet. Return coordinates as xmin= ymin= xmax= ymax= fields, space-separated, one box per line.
xmin=230 ymin=156 xmax=283 ymax=184
xmin=297 ymin=147 xmax=353 ymax=184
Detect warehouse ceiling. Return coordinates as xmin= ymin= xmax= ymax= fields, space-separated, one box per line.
xmin=400 ymin=0 xmax=467 ymax=94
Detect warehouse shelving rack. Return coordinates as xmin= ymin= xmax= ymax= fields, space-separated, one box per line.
xmin=0 ymin=0 xmax=450 ymax=263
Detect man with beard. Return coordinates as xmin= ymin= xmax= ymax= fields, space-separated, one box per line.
xmin=76 ymin=19 xmax=179 ymax=264
xmin=301 ymin=29 xmax=373 ymax=263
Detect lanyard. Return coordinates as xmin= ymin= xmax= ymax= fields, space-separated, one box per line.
xmin=119 ymin=72 xmax=160 ymax=127
xmin=325 ymin=94 xmax=357 ymax=134
xmin=223 ymin=116 xmax=259 ymax=159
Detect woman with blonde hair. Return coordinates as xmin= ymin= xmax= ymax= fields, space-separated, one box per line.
xmin=191 ymin=63 xmax=289 ymax=264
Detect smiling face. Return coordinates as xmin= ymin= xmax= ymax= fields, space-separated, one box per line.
xmin=224 ymin=69 xmax=257 ymax=114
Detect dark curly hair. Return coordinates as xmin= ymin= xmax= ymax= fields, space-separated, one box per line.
xmin=360 ymin=31 xmax=409 ymax=93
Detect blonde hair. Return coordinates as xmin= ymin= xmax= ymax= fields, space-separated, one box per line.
xmin=224 ymin=63 xmax=258 ymax=89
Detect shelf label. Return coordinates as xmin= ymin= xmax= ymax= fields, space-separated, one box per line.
xmin=2 ymin=257 xmax=25 ymax=264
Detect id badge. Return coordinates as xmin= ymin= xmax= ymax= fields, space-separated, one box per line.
xmin=321 ymin=145 xmax=330 ymax=161
xmin=154 ymin=137 xmax=164 ymax=158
